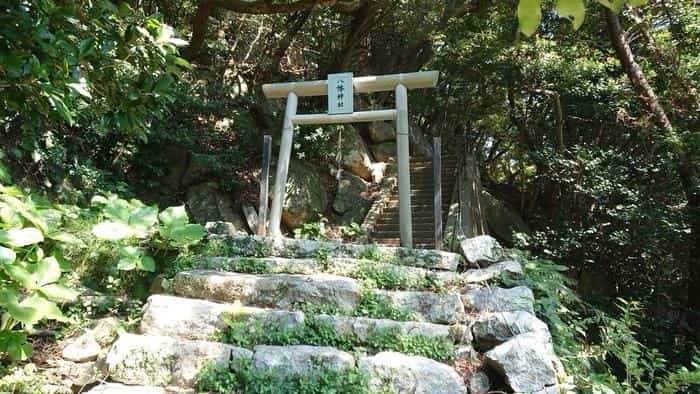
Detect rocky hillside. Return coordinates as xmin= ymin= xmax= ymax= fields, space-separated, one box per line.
xmin=56 ymin=224 xmax=563 ymax=393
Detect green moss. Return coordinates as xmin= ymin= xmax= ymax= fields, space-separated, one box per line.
xmin=195 ymin=357 xmax=369 ymax=394
xmin=354 ymin=286 xmax=416 ymax=322
xmin=218 ymin=311 xmax=454 ymax=362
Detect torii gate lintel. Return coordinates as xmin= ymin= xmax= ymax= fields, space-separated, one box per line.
xmin=262 ymin=71 xmax=439 ymax=249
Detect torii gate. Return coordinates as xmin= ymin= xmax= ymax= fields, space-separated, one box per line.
xmin=262 ymin=71 xmax=439 ymax=248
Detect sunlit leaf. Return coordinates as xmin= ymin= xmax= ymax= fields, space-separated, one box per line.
xmin=19 ymin=294 xmax=66 ymax=322
xmin=0 ymin=246 xmax=16 ymax=264
xmin=0 ymin=227 xmax=44 ymax=247
xmin=92 ymin=221 xmax=132 ymax=240
xmin=0 ymin=194 xmax=48 ymax=232
xmin=67 ymin=82 xmax=92 ymax=98
xmin=555 ymin=0 xmax=585 ymax=29
xmin=39 ymin=283 xmax=79 ymax=302
xmin=128 ymin=206 xmax=158 ymax=237
xmin=518 ymin=0 xmax=542 ymax=36
xmin=159 ymin=205 xmax=189 ymax=227
xmin=33 ymin=256 xmax=61 ymax=286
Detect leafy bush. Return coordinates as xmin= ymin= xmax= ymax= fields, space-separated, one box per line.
xmin=90 ymin=195 xmax=204 ymax=272
xmin=0 ymin=169 xmax=203 ymax=364
xmin=293 ymin=217 xmax=328 ymax=241
xmin=504 ymin=253 xmax=700 ymax=392
xmin=0 ymin=1 xmax=188 ymax=198
xmin=0 ymin=185 xmax=80 ymax=362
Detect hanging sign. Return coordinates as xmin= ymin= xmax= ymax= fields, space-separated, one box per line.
xmin=328 ymin=72 xmax=353 ymax=115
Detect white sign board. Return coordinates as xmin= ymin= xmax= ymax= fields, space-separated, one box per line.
xmin=328 ymin=73 xmax=353 ymax=114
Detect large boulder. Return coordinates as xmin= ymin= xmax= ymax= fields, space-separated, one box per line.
xmin=359 ymin=352 xmax=467 ymax=394
xmin=463 ymin=260 xmax=523 ymax=283
xmin=332 ymin=173 xmax=371 ymax=224
xmin=370 ymin=142 xmax=397 ymax=162
xmin=186 ymin=181 xmax=245 ymax=227
xmin=368 ymin=122 xmax=395 ymax=143
xmin=460 ymin=235 xmax=505 ymax=268
xmin=472 ymin=311 xmax=550 ymax=350
xmin=280 ymin=159 xmax=328 ymax=229
xmin=481 ymin=190 xmax=530 ymax=245
xmin=484 ymin=333 xmax=558 ymax=393
xmin=462 ymin=286 xmax=534 ymax=314
xmin=338 ymin=125 xmax=375 ymax=181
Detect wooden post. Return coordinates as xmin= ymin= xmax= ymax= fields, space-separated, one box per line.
xmin=395 ymin=84 xmax=413 ymax=248
xmin=257 ymin=135 xmax=272 ymax=236
xmin=433 ymin=137 xmax=442 ymax=250
xmin=268 ymin=92 xmax=298 ymax=237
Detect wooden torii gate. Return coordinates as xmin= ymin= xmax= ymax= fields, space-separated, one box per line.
xmin=262 ymin=71 xmax=439 ymax=248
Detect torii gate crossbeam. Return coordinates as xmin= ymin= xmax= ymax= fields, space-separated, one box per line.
xmin=262 ymin=71 xmax=439 ymax=249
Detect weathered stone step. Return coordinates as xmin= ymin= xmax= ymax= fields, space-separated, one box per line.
xmin=172 ymin=271 xmax=465 ymax=324
xmin=104 ymin=334 xmax=355 ymax=389
xmin=360 ymin=352 xmax=467 ymax=394
xmin=183 ymin=256 xmax=465 ymax=290
xmin=104 ymin=333 xmax=251 ymax=388
xmin=173 ymin=271 xmax=360 ymax=314
xmin=84 ymin=383 xmax=166 ymax=394
xmin=141 ymin=295 xmax=469 ymax=345
xmin=203 ymin=231 xmax=462 ymax=271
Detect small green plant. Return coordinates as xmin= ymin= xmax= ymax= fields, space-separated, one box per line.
xmin=294 ymin=217 xmax=328 ymax=241
xmin=314 ymin=248 xmax=331 ymax=271
xmin=0 ymin=185 xmax=80 ymax=362
xmin=354 ymin=284 xmax=415 ymax=321
xmin=195 ymin=357 xmax=369 ymax=394
xmin=90 ymin=195 xmax=204 ymax=273
xmin=358 ymin=244 xmax=382 ymax=262
xmin=339 ymin=222 xmax=365 ymax=239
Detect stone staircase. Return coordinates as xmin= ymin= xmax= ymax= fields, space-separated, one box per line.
xmin=86 ymin=227 xmax=562 ymax=394
xmin=370 ymin=157 xmax=458 ymax=249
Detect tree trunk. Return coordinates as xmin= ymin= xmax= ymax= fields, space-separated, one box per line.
xmin=605 ymin=9 xmax=700 ymax=340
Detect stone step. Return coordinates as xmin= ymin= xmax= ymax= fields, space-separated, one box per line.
xmin=372 ymin=240 xmax=436 ymax=248
xmin=360 ymin=352 xmax=467 ymax=394
xmin=104 ymin=333 xmax=251 ymax=388
xmin=172 ymin=271 xmax=465 ymax=324
xmin=104 ymin=334 xmax=355 ymax=389
xmin=140 ymin=295 xmax=469 ymax=345
xmin=181 ymin=256 xmax=464 ymax=290
xmin=202 ymin=232 xmax=462 ymax=271
xmin=84 ymin=383 xmax=166 ymax=394
xmin=172 ymin=271 xmax=361 ymax=314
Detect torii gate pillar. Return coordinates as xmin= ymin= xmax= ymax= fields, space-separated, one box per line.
xmin=262 ymin=71 xmax=439 ymax=248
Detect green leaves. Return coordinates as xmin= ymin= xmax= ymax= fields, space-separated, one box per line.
xmin=0 ymin=246 xmax=16 ymax=264
xmin=0 ymin=227 xmax=44 ymax=248
xmin=159 ymin=205 xmax=204 ymax=247
xmin=0 ymin=331 xmax=32 ymax=361
xmin=92 ymin=221 xmax=132 ymax=241
xmin=91 ymin=197 xmax=203 ymax=273
xmin=518 ymin=0 xmax=542 ymax=36
xmin=91 ymin=195 xmax=158 ymax=240
xmin=555 ymin=0 xmax=585 ymax=30
xmin=518 ymin=0 xmax=649 ymax=36
xmin=117 ymin=246 xmax=155 ymax=272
